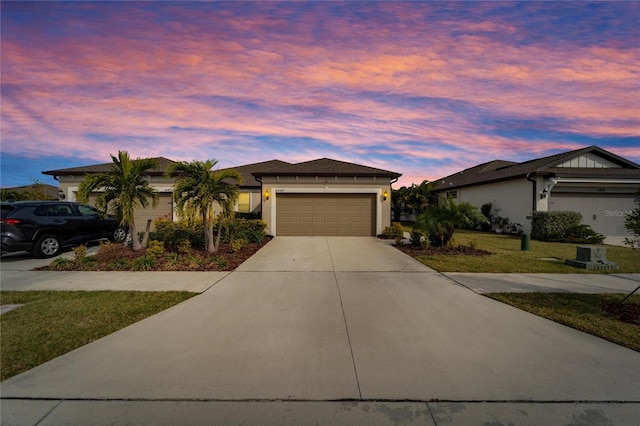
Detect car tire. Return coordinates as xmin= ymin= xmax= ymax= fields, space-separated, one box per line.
xmin=33 ymin=234 xmax=61 ymax=258
xmin=110 ymin=227 xmax=128 ymax=243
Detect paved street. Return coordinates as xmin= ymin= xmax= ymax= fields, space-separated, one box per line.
xmin=1 ymin=237 xmax=639 ymax=425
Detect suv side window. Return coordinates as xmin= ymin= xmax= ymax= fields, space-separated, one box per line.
xmin=34 ymin=205 xmax=51 ymax=216
xmin=77 ymin=205 xmax=100 ymax=217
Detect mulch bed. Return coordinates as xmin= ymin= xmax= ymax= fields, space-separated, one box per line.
xmin=394 ymin=244 xmax=492 ymax=257
xmin=603 ymin=303 xmax=640 ymax=326
xmin=36 ymin=237 xmax=271 ymax=272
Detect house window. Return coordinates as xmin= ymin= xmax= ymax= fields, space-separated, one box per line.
xmin=446 ymin=190 xmax=458 ymax=199
xmin=237 ymin=192 xmax=251 ymax=213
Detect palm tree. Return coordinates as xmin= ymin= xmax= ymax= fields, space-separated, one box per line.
xmin=77 ymin=151 xmax=158 ymax=251
xmin=413 ymin=197 xmax=488 ymax=247
xmin=166 ymin=159 xmax=243 ymax=253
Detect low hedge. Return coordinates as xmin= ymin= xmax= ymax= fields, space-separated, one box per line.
xmin=531 ymin=211 xmax=604 ymax=244
xmin=150 ymin=218 xmax=267 ymax=251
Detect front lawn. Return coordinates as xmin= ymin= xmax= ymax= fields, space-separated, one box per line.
xmin=487 ymin=293 xmax=640 ymax=351
xmin=401 ymin=229 xmax=639 ymax=273
xmin=0 ymin=291 xmax=197 ymax=381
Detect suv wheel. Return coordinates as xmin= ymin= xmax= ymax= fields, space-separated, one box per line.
xmin=33 ymin=234 xmax=61 ymax=258
xmin=111 ymin=227 xmax=127 ymax=243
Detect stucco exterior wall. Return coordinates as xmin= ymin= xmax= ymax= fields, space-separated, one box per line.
xmin=453 ymin=179 xmax=536 ymax=233
xmin=56 ymin=175 xmax=176 ymax=229
xmin=259 ymin=176 xmax=392 ymax=236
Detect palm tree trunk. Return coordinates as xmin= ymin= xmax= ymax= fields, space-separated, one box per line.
xmin=130 ymin=221 xmax=142 ymax=251
xmin=213 ymin=220 xmax=223 ymax=253
xmin=207 ymin=220 xmax=217 ymax=253
xmin=140 ymin=219 xmax=152 ymax=249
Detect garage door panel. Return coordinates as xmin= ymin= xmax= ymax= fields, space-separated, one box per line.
xmin=550 ymin=192 xmax=636 ymax=237
xmin=277 ymin=193 xmax=375 ymax=236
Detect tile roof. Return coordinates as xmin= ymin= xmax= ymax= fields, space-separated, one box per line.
xmin=251 ymin=158 xmax=402 ymax=178
xmin=42 ymin=157 xmax=177 ymax=177
xmin=217 ymin=160 xmax=292 ymax=187
xmin=436 ymin=146 xmax=640 ymax=190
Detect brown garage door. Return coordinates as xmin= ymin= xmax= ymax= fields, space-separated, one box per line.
xmin=276 ymin=193 xmax=375 ymax=236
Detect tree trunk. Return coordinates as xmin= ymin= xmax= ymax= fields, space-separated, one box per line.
xmin=213 ymin=220 xmax=223 ymax=253
xmin=140 ymin=219 xmax=152 ymax=249
xmin=130 ymin=221 xmax=142 ymax=251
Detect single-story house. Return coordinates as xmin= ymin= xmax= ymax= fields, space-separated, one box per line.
xmin=43 ymin=158 xmax=401 ymax=236
xmin=433 ymin=145 xmax=640 ymax=242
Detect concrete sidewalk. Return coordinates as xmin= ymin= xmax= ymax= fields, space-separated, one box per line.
xmin=445 ymin=272 xmax=640 ymax=294
xmin=1 ymin=237 xmax=639 ymax=425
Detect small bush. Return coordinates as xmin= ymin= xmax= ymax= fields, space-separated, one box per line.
xmin=209 ymin=256 xmax=228 ymax=269
xmin=145 ymin=240 xmax=165 ymax=259
xmin=72 ymin=245 xmax=88 ymax=263
xmin=565 ymin=225 xmax=605 ymax=244
xmin=50 ymin=258 xmax=75 ymax=270
xmin=108 ymin=258 xmax=130 ymax=270
xmin=230 ymin=238 xmax=248 ymax=252
xmin=410 ymin=230 xmax=428 ymax=249
xmin=132 ymin=256 xmax=156 ymax=271
xmin=177 ymin=239 xmax=191 ymax=255
xmin=382 ymin=222 xmax=405 ymax=239
xmin=81 ymin=255 xmax=97 ymax=267
xmin=624 ymin=207 xmax=640 ymax=251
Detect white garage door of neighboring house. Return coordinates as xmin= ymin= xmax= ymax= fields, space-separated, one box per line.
xmin=549 ymin=193 xmax=637 ymax=237
xmin=276 ymin=193 xmax=376 ymax=236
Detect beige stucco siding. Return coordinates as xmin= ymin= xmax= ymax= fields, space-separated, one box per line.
xmin=453 ymin=179 xmax=535 ymax=233
xmin=57 ymin=176 xmax=174 ymax=231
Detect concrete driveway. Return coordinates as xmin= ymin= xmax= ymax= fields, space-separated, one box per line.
xmin=2 ymin=237 xmax=639 ymax=424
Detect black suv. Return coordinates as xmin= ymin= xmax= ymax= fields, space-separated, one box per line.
xmin=1 ymin=201 xmax=127 ymax=258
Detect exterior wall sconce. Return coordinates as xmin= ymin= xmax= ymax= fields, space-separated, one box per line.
xmin=58 ymin=189 xmax=66 ymax=200
xmin=383 ymin=190 xmax=388 ymax=201
xmin=264 ymin=190 xmax=269 ymax=201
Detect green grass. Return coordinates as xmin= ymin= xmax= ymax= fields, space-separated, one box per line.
xmin=409 ymin=229 xmax=640 ymax=273
xmin=487 ymin=293 xmax=640 ymax=351
xmin=0 ymin=291 xmax=197 ymax=381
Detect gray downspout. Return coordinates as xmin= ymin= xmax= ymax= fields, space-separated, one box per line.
xmin=525 ymin=173 xmax=536 ymax=213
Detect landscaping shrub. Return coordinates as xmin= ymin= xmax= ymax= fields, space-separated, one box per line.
xmin=565 ymin=224 xmax=605 ymax=244
xmin=624 ymin=206 xmax=640 ymax=251
xmin=224 ymin=219 xmax=267 ymax=243
xmin=49 ymin=257 xmax=75 ymax=270
xmin=72 ymin=245 xmax=88 ymax=263
xmin=230 ymin=238 xmax=249 ymax=252
xmin=149 ymin=219 xmax=204 ymax=251
xmin=410 ymin=230 xmax=428 ymax=249
xmin=132 ymin=255 xmax=156 ymax=271
xmin=531 ymin=211 xmax=582 ymax=241
xmin=145 ymin=240 xmax=166 ymax=259
xmin=381 ymin=222 xmax=404 ymax=239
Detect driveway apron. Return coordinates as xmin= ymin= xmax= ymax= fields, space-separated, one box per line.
xmin=2 ymin=237 xmax=639 ymax=404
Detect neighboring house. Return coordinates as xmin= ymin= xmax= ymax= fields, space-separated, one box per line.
xmin=43 ymin=157 xmax=401 ymax=236
xmin=1 ymin=183 xmax=59 ymax=201
xmin=434 ymin=146 xmax=640 ymax=241
xmin=43 ymin=158 xmax=178 ymax=230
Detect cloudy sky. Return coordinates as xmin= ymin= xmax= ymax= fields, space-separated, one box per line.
xmin=1 ymin=1 xmax=639 ymax=188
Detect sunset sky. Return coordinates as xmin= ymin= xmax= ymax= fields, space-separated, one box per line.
xmin=1 ymin=1 xmax=639 ymax=188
